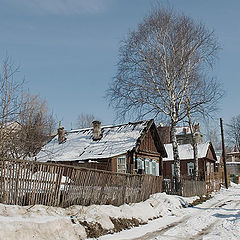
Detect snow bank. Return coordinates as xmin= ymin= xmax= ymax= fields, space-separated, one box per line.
xmin=0 ymin=192 xmax=194 ymax=239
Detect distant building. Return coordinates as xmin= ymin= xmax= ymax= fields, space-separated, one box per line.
xmin=226 ymin=147 xmax=240 ymax=176
xmin=157 ymin=124 xmax=203 ymax=145
xmin=163 ymin=142 xmax=217 ymax=180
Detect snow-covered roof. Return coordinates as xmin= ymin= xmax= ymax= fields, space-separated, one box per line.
xmin=227 ymin=151 xmax=240 ymax=156
xmin=37 ymin=120 xmax=156 ymax=162
xmin=163 ymin=142 xmax=214 ymax=161
xmin=226 ymin=162 xmax=240 ymax=165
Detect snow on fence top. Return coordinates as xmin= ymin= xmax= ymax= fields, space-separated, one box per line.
xmin=37 ymin=120 xmax=149 ymax=162
xmin=163 ymin=142 xmax=212 ymax=161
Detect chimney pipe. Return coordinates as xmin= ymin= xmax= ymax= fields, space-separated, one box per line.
xmin=58 ymin=121 xmax=66 ymax=144
xmin=92 ymin=120 xmax=102 ymax=141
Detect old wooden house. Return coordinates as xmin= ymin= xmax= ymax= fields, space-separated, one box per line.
xmin=226 ymin=147 xmax=240 ymax=179
xmin=37 ymin=119 xmax=167 ymax=176
xmin=158 ymin=124 xmax=203 ymax=145
xmin=163 ymin=142 xmax=217 ymax=179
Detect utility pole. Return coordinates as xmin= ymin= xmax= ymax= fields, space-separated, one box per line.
xmin=220 ymin=118 xmax=228 ymax=189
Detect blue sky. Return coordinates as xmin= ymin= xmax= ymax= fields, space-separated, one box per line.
xmin=0 ymin=0 xmax=239 ymax=129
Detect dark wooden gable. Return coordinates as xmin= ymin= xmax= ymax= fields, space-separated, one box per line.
xmin=139 ymin=127 xmax=159 ymax=153
xmin=136 ymin=120 xmax=167 ymax=157
xmin=206 ymin=143 xmax=217 ymax=161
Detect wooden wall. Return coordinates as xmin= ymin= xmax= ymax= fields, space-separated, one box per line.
xmin=139 ymin=130 xmax=159 ymax=154
xmin=163 ymin=158 xmax=216 ymax=179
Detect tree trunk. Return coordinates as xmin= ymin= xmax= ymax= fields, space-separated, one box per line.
xmin=187 ymin=113 xmax=199 ymax=180
xmin=171 ymin=119 xmax=181 ymax=193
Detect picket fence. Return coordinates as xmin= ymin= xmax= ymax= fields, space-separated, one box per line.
xmin=0 ymin=159 xmax=163 ymax=207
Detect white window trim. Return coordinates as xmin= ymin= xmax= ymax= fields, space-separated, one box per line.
xmin=211 ymin=162 xmax=214 ymax=173
xmin=136 ymin=158 xmax=144 ymax=170
xmin=117 ymin=155 xmax=127 ymax=173
xmin=149 ymin=161 xmax=153 ymax=175
xmin=156 ymin=162 xmax=160 ymax=176
xmin=145 ymin=159 xmax=150 ymax=174
xmin=206 ymin=162 xmax=210 ymax=175
xmin=187 ymin=162 xmax=194 ymax=176
xmin=152 ymin=160 xmax=156 ymax=176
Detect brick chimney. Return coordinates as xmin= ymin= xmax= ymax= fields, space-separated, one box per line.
xmin=58 ymin=121 xmax=66 ymax=144
xmin=92 ymin=120 xmax=102 ymax=141
xmin=193 ymin=123 xmax=200 ymax=133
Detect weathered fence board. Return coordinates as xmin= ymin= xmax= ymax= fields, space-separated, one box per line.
xmin=0 ymin=159 xmax=162 ymax=207
xmin=163 ymin=173 xmax=224 ymax=197
xmin=181 ymin=179 xmax=206 ymax=197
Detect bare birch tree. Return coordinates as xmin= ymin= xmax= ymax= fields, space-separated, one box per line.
xmin=226 ymin=114 xmax=240 ymax=151
xmin=0 ymin=57 xmax=56 ymax=159
xmin=0 ymin=57 xmax=22 ymax=158
xmin=76 ymin=113 xmax=95 ymax=128
xmin=107 ymin=7 xmax=219 ymax=186
xmin=12 ymin=94 xmax=56 ymax=159
xmin=184 ymin=75 xmax=223 ymax=179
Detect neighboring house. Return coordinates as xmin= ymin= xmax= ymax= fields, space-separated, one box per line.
xmin=226 ymin=147 xmax=240 ymax=176
xmin=158 ymin=124 xmax=203 ymax=145
xmin=163 ymin=142 xmax=217 ymax=179
xmin=36 ymin=119 xmax=167 ymax=176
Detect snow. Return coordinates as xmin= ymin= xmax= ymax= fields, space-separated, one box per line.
xmin=98 ymin=183 xmax=240 ymax=240
xmin=37 ymin=120 xmax=149 ymax=162
xmin=163 ymin=142 xmax=211 ymax=161
xmin=0 ymin=183 xmax=239 ymax=239
xmin=175 ymin=126 xmax=191 ymax=135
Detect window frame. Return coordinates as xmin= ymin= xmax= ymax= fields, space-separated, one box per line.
xmin=156 ymin=162 xmax=160 ymax=176
xmin=206 ymin=161 xmax=210 ymax=175
xmin=210 ymin=162 xmax=214 ymax=173
xmin=187 ymin=162 xmax=194 ymax=176
xmin=144 ymin=159 xmax=150 ymax=174
xmin=117 ymin=155 xmax=127 ymax=173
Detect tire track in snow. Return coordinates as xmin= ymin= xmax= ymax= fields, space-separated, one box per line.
xmin=188 ymin=220 xmax=220 ymax=240
xmin=129 ymin=215 xmax=189 ymax=240
xmin=130 ymin=192 xmax=239 ymax=240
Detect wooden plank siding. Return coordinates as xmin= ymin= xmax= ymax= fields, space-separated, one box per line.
xmin=139 ymin=130 xmax=159 ymax=154
xmin=163 ymin=158 xmax=216 ymax=180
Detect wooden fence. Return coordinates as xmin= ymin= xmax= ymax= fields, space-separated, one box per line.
xmin=0 ymin=159 xmax=162 ymax=207
xmin=205 ymin=171 xmax=230 ymax=194
xmin=162 ymin=178 xmax=206 ymax=197
xmin=163 ymin=171 xmax=229 ymax=197
xmin=181 ymin=179 xmax=206 ymax=197
xmin=162 ymin=178 xmax=181 ymax=195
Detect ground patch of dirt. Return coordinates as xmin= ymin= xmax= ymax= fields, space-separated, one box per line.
xmin=189 ymin=195 xmax=212 ymax=206
xmin=110 ymin=217 xmax=143 ymax=232
xmin=77 ymin=217 xmax=150 ymax=238
xmin=78 ymin=220 xmax=108 ymax=238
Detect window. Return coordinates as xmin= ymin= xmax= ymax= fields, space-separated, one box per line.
xmin=117 ymin=155 xmax=126 ymax=173
xmin=156 ymin=162 xmax=160 ymax=176
xmin=187 ymin=162 xmax=194 ymax=176
xmin=136 ymin=158 xmax=144 ymax=170
xmin=149 ymin=161 xmax=153 ymax=175
xmin=211 ymin=163 xmax=214 ymax=173
xmin=206 ymin=162 xmax=210 ymax=175
xmin=145 ymin=159 xmax=150 ymax=174
xmin=152 ymin=160 xmax=156 ymax=176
